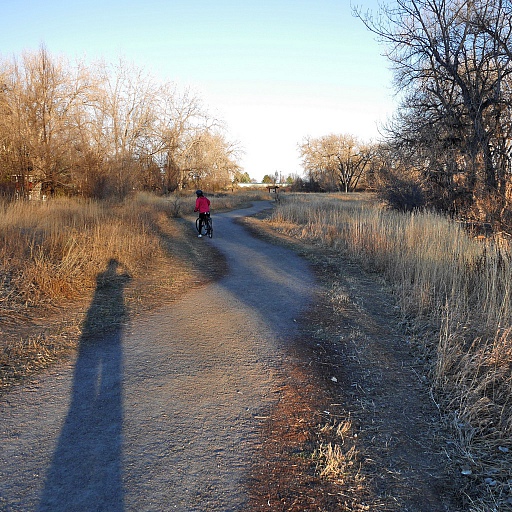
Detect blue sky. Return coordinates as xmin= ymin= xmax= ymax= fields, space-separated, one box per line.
xmin=1 ymin=0 xmax=395 ymax=180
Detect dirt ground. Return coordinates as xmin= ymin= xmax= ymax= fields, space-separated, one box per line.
xmin=0 ymin=201 xmax=466 ymax=511
xmin=241 ymin=212 xmax=466 ymax=511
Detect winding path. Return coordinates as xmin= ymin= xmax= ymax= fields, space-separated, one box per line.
xmin=0 ymin=202 xmax=318 ymax=511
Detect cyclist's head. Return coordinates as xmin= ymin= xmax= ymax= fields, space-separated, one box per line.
xmin=196 ymin=189 xmax=203 ymax=196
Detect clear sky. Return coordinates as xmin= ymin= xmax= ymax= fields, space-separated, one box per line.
xmin=1 ymin=0 xmax=395 ymax=181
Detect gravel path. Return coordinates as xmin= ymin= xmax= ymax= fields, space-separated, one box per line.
xmin=0 ymin=201 xmax=318 ymax=512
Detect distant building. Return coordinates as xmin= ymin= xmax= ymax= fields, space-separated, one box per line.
xmin=11 ymin=175 xmax=43 ymax=200
xmin=238 ymin=182 xmax=269 ymax=188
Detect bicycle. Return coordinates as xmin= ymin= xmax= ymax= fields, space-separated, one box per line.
xmin=196 ymin=213 xmax=213 ymax=238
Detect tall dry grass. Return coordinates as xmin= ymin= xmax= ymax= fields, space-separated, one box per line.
xmin=0 ymin=188 xmax=270 ymax=313
xmin=0 ymin=189 xmax=272 ymax=387
xmin=0 ymin=195 xmax=165 ymax=311
xmin=0 ymin=193 xmax=181 ymax=387
xmin=269 ymin=192 xmax=512 ymax=510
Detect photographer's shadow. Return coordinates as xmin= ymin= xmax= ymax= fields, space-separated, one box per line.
xmin=39 ymin=259 xmax=131 ymax=512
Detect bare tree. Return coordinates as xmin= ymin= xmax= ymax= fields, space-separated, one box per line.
xmin=91 ymin=59 xmax=158 ymax=196
xmin=0 ymin=47 xmax=93 ymax=197
xmin=152 ymin=84 xmax=213 ymax=192
xmin=0 ymin=48 xmax=243 ymax=199
xmin=27 ymin=47 xmax=94 ymax=196
xmin=355 ymin=0 xmax=512 ymax=222
xmin=0 ymin=60 xmax=25 ymax=196
xmin=299 ymin=134 xmax=375 ymax=192
xmin=184 ymin=130 xmax=241 ymax=191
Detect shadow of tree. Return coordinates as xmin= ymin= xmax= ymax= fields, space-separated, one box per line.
xmin=38 ymin=259 xmax=131 ymax=512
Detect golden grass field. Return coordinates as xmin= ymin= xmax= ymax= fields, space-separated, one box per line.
xmin=1 ymin=189 xmax=510 ymax=510
xmin=0 ymin=190 xmax=268 ymax=387
xmin=267 ymin=192 xmax=512 ymax=511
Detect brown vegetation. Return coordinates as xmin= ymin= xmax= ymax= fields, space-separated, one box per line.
xmin=0 ymin=190 xmax=266 ymax=389
xmin=0 ymin=47 xmax=241 ymax=200
xmin=298 ymin=134 xmax=376 ymax=193
xmin=351 ymin=1 xmax=512 ymax=230
xmin=267 ymin=192 xmax=512 ymax=511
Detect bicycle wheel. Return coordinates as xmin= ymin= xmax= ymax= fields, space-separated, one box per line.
xmin=206 ymin=218 xmax=213 ymax=238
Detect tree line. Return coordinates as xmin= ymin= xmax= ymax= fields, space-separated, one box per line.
xmin=355 ymin=0 xmax=512 ymax=228
xmin=0 ymin=47 xmax=241 ymax=199
xmin=300 ymin=1 xmax=512 ymax=230
xmin=7 ymin=0 xmax=512 ymax=232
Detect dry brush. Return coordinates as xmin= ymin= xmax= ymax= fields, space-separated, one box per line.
xmin=268 ymin=192 xmax=512 ymax=511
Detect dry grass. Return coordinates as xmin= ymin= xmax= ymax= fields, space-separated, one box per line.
xmin=0 ymin=189 xmax=272 ymax=389
xmin=0 ymin=195 xmax=160 ymax=310
xmin=0 ymin=191 xmax=232 ymax=389
xmin=0 ymin=194 xmax=163 ymax=386
xmin=267 ymin=192 xmax=512 ymax=511
xmin=314 ymin=420 xmax=363 ymax=484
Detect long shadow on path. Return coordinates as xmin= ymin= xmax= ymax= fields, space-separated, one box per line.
xmin=38 ymin=259 xmax=131 ymax=512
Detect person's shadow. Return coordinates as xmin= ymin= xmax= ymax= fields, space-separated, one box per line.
xmin=38 ymin=259 xmax=131 ymax=512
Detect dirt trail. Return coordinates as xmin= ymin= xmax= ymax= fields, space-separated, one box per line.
xmin=0 ymin=201 xmax=463 ymax=512
xmin=0 ymin=202 xmax=319 ymax=511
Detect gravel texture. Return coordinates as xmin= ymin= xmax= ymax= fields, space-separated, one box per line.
xmin=0 ymin=201 xmax=318 ymax=511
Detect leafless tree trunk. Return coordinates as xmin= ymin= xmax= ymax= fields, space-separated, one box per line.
xmin=355 ymin=0 xmax=512 ymax=224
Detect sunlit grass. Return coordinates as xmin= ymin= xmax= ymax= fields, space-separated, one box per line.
xmin=314 ymin=419 xmax=361 ymax=483
xmin=0 ymin=196 xmax=161 ymax=309
xmin=268 ymin=192 xmax=512 ymax=509
xmin=0 ymin=189 xmax=272 ymax=387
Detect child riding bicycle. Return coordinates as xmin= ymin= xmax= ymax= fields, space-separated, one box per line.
xmin=194 ymin=189 xmax=211 ymax=238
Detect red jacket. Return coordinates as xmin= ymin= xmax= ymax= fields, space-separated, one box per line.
xmin=195 ymin=196 xmax=210 ymax=213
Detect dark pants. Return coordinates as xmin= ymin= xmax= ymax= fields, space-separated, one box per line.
xmin=198 ymin=212 xmax=210 ymax=233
